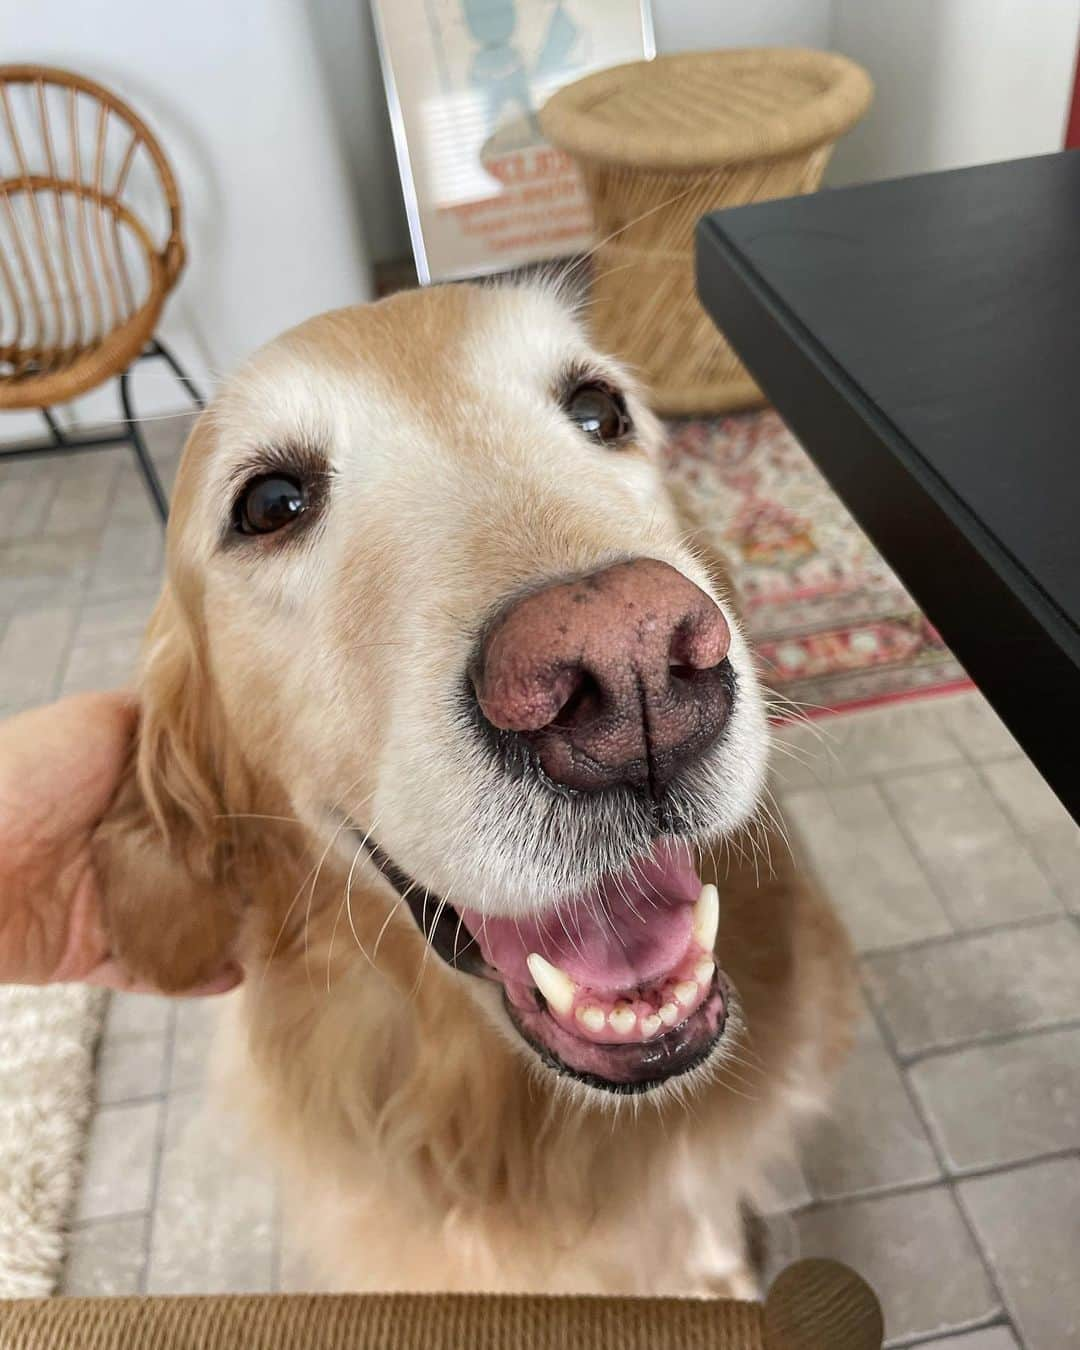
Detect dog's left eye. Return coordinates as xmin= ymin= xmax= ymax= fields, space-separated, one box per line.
xmin=233 ymin=474 xmax=308 ymax=535
xmin=564 ymin=383 xmax=630 ymax=445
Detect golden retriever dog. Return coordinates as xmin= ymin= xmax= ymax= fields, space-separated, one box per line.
xmin=95 ymin=282 xmax=854 ymax=1297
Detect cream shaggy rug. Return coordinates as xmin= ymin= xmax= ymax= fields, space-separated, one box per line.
xmin=0 ymin=985 xmax=105 ymax=1297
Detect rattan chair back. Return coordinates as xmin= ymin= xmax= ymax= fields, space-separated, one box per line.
xmin=0 ymin=64 xmax=186 ymax=409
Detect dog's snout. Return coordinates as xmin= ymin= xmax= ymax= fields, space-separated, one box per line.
xmin=473 ymin=558 xmax=734 ymax=794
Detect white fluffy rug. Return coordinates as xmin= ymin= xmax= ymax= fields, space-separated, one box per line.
xmin=0 ymin=985 xmax=105 ymax=1297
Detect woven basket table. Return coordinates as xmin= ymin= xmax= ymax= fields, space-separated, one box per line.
xmin=540 ymin=49 xmax=873 ymax=415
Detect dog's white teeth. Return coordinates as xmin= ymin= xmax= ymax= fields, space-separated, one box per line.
xmin=526 ymin=953 xmax=577 ymax=1017
xmin=692 ymin=883 xmax=719 ymax=952
xmin=609 ymin=1005 xmax=636 ymax=1035
xmin=641 ymin=1013 xmax=662 ymax=1037
xmin=674 ymin=980 xmax=699 ymax=1008
xmin=695 ymin=957 xmax=716 ymax=986
xmin=576 ymin=1005 xmax=606 ymax=1033
xmin=658 ymin=1002 xmax=680 ymax=1027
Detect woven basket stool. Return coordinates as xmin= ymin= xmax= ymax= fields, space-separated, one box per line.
xmin=540 ymin=49 xmax=872 ymax=415
xmin=0 ymin=1260 xmax=883 ymax=1349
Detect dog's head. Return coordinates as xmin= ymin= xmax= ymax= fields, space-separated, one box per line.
xmin=99 ymin=283 xmax=770 ymax=1097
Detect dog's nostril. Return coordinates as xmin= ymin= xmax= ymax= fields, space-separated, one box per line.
xmin=668 ymin=613 xmax=729 ymax=673
xmin=549 ymin=669 xmax=603 ymax=731
xmin=668 ymin=662 xmax=699 ymax=683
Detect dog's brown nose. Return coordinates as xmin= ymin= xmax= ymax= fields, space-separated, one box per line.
xmin=473 ymin=558 xmax=734 ymax=794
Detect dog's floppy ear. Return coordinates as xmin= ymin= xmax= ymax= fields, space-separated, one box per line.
xmin=93 ymin=582 xmax=243 ymax=993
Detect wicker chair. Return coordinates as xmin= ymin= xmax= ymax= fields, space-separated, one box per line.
xmin=0 ymin=65 xmax=202 ymax=522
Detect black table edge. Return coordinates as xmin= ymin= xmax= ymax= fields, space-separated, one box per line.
xmin=696 ymin=211 xmax=1080 ymax=818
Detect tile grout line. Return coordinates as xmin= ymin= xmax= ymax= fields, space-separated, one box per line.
xmin=901 ymin=1014 xmax=1080 ymax=1069
xmin=952 ymin=1177 xmax=1030 ymax=1349
xmin=68 ymin=1207 xmax=150 ymax=1233
xmin=32 ymin=460 xmax=67 ymax=539
xmin=886 ymin=755 xmax=1066 ymax=932
xmin=97 ymin=1089 xmax=169 ymax=1110
xmin=48 ymin=452 xmax=130 ymax=700
xmin=776 ymin=744 xmax=1025 ymax=801
xmin=854 ymin=910 xmax=1067 ymax=963
xmin=855 ymin=960 xmax=1014 ymax=1336
xmin=873 ymin=764 xmax=1007 ymax=937
xmin=885 ymin=1311 xmax=1013 ymax=1349
xmin=789 ymin=1146 xmax=1080 ymax=1216
xmin=782 ymin=774 xmax=958 ymax=953
xmin=138 ymin=1004 xmax=179 ymax=1295
xmin=856 ymin=909 xmax=1080 ymax=1067
xmin=785 ymin=754 xmax=971 ymax=951
xmin=858 ymin=768 xmax=959 ymax=940
xmin=967 ymin=753 xmax=1073 ymax=915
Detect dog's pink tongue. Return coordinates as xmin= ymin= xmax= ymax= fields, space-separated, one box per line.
xmin=459 ymin=840 xmax=700 ymax=991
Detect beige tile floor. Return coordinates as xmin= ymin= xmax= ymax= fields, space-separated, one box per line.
xmin=2 ymin=424 xmax=1077 ymax=1347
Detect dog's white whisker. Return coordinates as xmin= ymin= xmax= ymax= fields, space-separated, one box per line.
xmin=335 ymin=808 xmax=384 ymax=968
xmin=325 ymin=893 xmax=350 ymax=992
xmin=254 ymin=780 xmax=373 ymax=1007
xmin=371 ymin=888 xmax=408 ymax=966
xmin=302 ymin=820 xmax=349 ymax=991
xmin=214 ymin=811 xmax=305 ymax=825
xmin=756 ymin=788 xmax=795 ymax=866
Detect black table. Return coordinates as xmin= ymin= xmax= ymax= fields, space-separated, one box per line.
xmin=696 ymin=151 xmax=1080 ymax=822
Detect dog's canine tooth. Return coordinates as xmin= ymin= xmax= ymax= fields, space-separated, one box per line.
xmin=692 ymin=883 xmax=719 ymax=952
xmin=694 ymin=957 xmax=716 ymax=986
xmin=673 ymin=981 xmax=698 ymax=1007
xmin=608 ymin=1005 xmax=636 ymax=1035
xmin=576 ymin=1005 xmax=606 ymax=1033
xmin=527 ymin=953 xmax=577 ymax=1017
xmin=658 ymin=1002 xmax=680 ymax=1027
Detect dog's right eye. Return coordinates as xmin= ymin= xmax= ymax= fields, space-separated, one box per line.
xmin=233 ymin=474 xmax=308 ymax=536
xmin=563 ymin=382 xmax=631 ymax=446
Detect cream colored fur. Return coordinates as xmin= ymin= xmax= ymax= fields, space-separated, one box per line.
xmin=95 ymin=282 xmax=855 ymax=1297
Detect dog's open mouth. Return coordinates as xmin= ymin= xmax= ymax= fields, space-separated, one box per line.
xmin=363 ymin=837 xmax=726 ymax=1093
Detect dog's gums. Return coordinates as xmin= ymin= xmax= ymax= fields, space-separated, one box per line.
xmin=362 ymin=835 xmax=729 ymax=1092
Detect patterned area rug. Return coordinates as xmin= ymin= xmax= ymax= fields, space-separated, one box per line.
xmin=664 ymin=411 xmax=970 ymax=716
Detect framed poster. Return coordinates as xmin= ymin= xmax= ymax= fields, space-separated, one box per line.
xmin=372 ymin=0 xmax=655 ymax=282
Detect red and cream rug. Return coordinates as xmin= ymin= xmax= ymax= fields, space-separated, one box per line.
xmin=664 ymin=411 xmax=970 ymax=718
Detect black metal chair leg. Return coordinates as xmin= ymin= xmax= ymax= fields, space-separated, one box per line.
xmin=118 ymin=366 xmax=169 ymax=524
xmin=149 ymin=338 xmax=206 ymax=410
xmin=8 ymin=339 xmax=203 ymax=527
xmin=40 ymin=407 xmax=68 ymax=444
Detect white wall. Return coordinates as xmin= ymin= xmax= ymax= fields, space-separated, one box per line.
xmin=651 ymin=0 xmax=833 ymax=52
xmin=2 ymin=0 xmax=372 ymax=440
xmin=308 ymin=0 xmax=408 ymax=266
xmin=828 ymin=0 xmax=1080 ymax=186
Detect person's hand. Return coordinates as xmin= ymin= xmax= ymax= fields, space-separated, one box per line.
xmin=0 ymin=692 xmax=240 ymax=994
